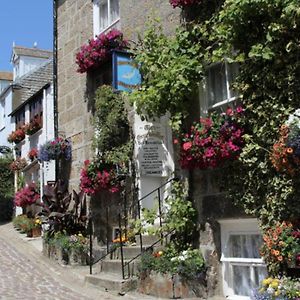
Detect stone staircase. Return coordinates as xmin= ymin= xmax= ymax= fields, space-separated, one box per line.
xmin=85 ymin=235 xmax=160 ymax=294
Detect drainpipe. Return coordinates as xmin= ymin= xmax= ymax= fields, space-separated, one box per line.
xmin=53 ymin=0 xmax=58 ymax=181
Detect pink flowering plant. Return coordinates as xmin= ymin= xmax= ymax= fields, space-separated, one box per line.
xmin=80 ymin=159 xmax=120 ymax=195
xmin=170 ymin=0 xmax=202 ymax=9
xmin=14 ymin=183 xmax=40 ymax=208
xmin=75 ymin=29 xmax=128 ymax=73
xmin=177 ymin=107 xmax=245 ymax=169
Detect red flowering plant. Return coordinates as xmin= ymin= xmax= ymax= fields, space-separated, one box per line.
xmin=24 ymin=116 xmax=42 ymax=135
xmin=14 ymin=183 xmax=40 ymax=208
xmin=10 ymin=157 xmax=27 ymax=171
xmin=75 ymin=29 xmax=129 ymax=73
xmin=7 ymin=127 xmax=25 ymax=144
xmin=170 ymin=0 xmax=202 ymax=8
xmin=260 ymin=221 xmax=300 ymax=274
xmin=28 ymin=148 xmax=38 ymax=161
xmin=177 ymin=106 xmax=245 ymax=169
xmin=271 ymin=109 xmax=300 ymax=176
xmin=80 ymin=159 xmax=120 ymax=195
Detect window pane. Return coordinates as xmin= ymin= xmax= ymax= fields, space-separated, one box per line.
xmin=100 ymin=2 xmax=108 ymax=30
xmin=110 ymin=0 xmax=119 ymax=23
xmin=228 ymin=63 xmax=239 ymax=98
xmin=227 ymin=234 xmax=262 ymax=258
xmin=207 ymin=64 xmax=227 ymax=107
xmin=233 ymin=265 xmax=251 ymax=296
xmin=254 ymin=266 xmax=268 ymax=287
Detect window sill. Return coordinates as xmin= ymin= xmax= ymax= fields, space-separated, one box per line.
xmin=209 ymin=96 xmax=238 ymax=110
xmin=27 ymin=128 xmax=42 ymax=139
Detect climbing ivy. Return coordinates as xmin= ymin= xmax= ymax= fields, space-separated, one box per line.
xmin=212 ymin=0 xmax=300 ymax=225
xmin=128 ymin=20 xmax=208 ymax=120
xmin=93 ymin=85 xmax=132 ymax=168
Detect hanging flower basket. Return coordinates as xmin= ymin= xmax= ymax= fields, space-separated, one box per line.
xmin=24 ymin=116 xmax=42 ymax=135
xmin=169 ymin=0 xmax=202 ymax=9
xmin=38 ymin=137 xmax=72 ymax=162
xmin=10 ymin=157 xmax=27 ymax=171
xmin=28 ymin=148 xmax=38 ymax=162
xmin=80 ymin=159 xmax=120 ymax=195
xmin=14 ymin=183 xmax=40 ymax=208
xmin=75 ymin=29 xmax=129 ymax=73
xmin=177 ymin=107 xmax=245 ymax=170
xmin=7 ymin=127 xmax=25 ymax=144
xmin=271 ymin=109 xmax=300 ymax=175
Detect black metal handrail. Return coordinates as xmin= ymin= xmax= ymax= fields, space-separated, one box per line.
xmin=88 ymin=177 xmax=177 ymax=277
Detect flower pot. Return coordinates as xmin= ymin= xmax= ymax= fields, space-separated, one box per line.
xmin=26 ymin=229 xmax=33 ymax=238
xmin=69 ymin=249 xmax=87 ymax=266
xmin=32 ymin=227 xmax=41 ymax=238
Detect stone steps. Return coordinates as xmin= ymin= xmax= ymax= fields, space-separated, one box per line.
xmin=85 ymin=272 xmax=137 ymax=294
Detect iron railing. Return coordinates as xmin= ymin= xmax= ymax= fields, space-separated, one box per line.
xmin=88 ymin=177 xmax=177 ymax=277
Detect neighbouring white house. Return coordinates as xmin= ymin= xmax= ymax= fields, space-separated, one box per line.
xmin=6 ymin=46 xmax=55 ymax=213
xmin=0 ymin=71 xmax=13 ymax=155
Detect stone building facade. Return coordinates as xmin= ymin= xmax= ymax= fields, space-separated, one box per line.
xmin=56 ymin=1 xmax=263 ymax=298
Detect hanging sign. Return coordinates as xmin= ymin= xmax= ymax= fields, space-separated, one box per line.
xmin=112 ymin=50 xmax=141 ymax=92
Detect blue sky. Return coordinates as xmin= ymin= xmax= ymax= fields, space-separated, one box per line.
xmin=0 ymin=0 xmax=53 ymax=71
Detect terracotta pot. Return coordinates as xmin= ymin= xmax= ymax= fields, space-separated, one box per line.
xmin=32 ymin=227 xmax=41 ymax=238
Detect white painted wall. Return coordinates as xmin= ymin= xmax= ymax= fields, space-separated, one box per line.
xmin=13 ymin=56 xmax=50 ymax=80
xmin=16 ymin=84 xmax=55 ymax=187
xmin=0 ymin=80 xmax=11 ymax=93
xmin=0 ymin=87 xmax=13 ymax=152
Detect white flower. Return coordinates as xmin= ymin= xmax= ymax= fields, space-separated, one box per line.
xmin=266 ymin=287 xmax=274 ymax=295
xmin=178 ymin=255 xmax=185 ymax=261
xmin=170 ymin=257 xmax=177 ymax=262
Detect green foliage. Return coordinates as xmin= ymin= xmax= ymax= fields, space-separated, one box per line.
xmin=139 ymin=247 xmax=205 ymax=281
xmin=128 ymin=20 xmax=206 ymax=120
xmin=0 ymin=155 xmax=14 ymax=221
xmin=212 ymin=0 xmax=300 ymax=226
xmin=93 ymin=85 xmax=132 ymax=168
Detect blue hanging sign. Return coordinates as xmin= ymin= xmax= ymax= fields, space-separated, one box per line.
xmin=112 ymin=50 xmax=141 ymax=92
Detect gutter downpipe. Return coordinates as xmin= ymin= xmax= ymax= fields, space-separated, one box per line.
xmin=53 ymin=0 xmax=59 ymax=182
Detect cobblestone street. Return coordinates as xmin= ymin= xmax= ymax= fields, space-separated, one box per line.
xmin=0 ymin=223 xmax=156 ymax=300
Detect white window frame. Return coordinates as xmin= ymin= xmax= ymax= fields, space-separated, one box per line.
xmin=219 ymin=219 xmax=267 ymax=300
xmin=199 ymin=61 xmax=239 ymax=116
xmin=93 ymin=0 xmax=120 ymax=36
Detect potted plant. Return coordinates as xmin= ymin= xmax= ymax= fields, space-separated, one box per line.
xmin=9 ymin=157 xmax=27 ymax=171
xmin=260 ymin=221 xmax=300 ymax=274
xmin=177 ymin=106 xmax=245 ymax=169
xmin=27 ymin=148 xmax=38 ymax=162
xmin=75 ymin=29 xmax=128 ymax=73
xmin=14 ymin=183 xmax=40 ymax=208
xmin=271 ymin=109 xmax=300 ymax=176
xmin=68 ymin=233 xmax=88 ymax=265
xmin=38 ymin=137 xmax=72 ymax=162
xmin=24 ymin=116 xmax=42 ymax=135
xmin=7 ymin=127 xmax=25 ymax=144
xmin=79 ymin=159 xmax=120 ymax=195
xmin=31 ymin=217 xmax=42 ymax=237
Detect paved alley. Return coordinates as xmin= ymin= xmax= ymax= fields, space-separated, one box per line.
xmin=0 ymin=223 xmax=157 ymax=300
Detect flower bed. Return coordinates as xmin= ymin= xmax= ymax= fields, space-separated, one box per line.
xmin=9 ymin=157 xmax=27 ymax=171
xmin=75 ymin=29 xmax=128 ymax=73
xmin=138 ymin=248 xmax=207 ymax=298
xmin=251 ymin=276 xmax=300 ymax=300
xmin=80 ymin=159 xmax=120 ymax=195
xmin=7 ymin=128 xmax=25 ymax=144
xmin=170 ymin=0 xmax=202 ymax=9
xmin=177 ymin=107 xmax=245 ymax=169
xmin=43 ymin=232 xmax=88 ymax=265
xmin=38 ymin=137 xmax=71 ymax=161
xmin=271 ymin=110 xmax=300 ymax=175
xmin=24 ymin=116 xmax=42 ymax=135
xmin=14 ymin=183 xmax=40 ymax=208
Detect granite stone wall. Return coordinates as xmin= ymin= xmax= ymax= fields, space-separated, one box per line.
xmin=57 ymin=0 xmax=94 ymax=190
